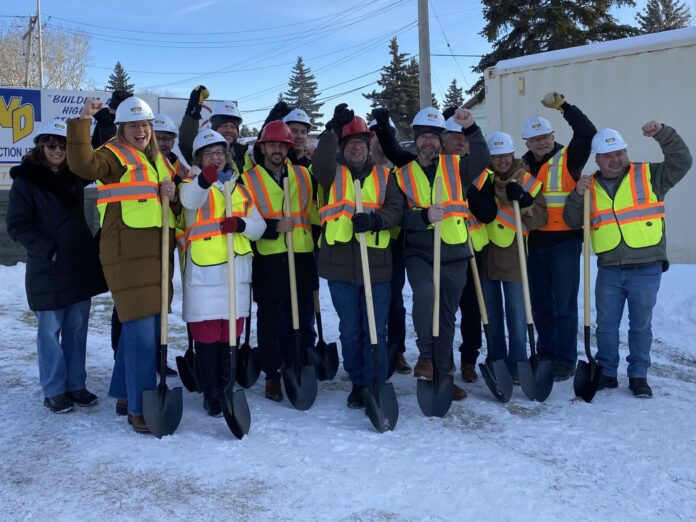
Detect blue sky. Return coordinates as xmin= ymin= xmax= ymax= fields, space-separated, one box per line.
xmin=4 ymin=0 xmax=660 ymax=128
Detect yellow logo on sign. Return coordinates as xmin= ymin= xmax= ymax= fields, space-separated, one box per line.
xmin=0 ymin=96 xmax=35 ymax=142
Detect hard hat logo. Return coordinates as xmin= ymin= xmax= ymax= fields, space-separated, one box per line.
xmin=532 ymin=123 xmax=541 ymax=129
xmin=154 ymin=119 xmax=165 ymax=126
xmin=204 ymin=133 xmax=214 ymax=139
xmin=606 ymin=137 xmax=615 ymax=144
xmin=55 ymin=123 xmax=65 ymax=130
xmin=427 ymin=114 xmax=438 ymax=120
xmin=131 ymin=107 xmax=142 ymax=114
xmin=225 ymin=104 xmax=236 ymax=110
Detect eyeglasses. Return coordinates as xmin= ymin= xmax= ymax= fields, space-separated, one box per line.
xmin=201 ymin=149 xmax=226 ymax=159
xmin=345 ymin=138 xmax=368 ymax=148
xmin=43 ymin=142 xmax=66 ymax=151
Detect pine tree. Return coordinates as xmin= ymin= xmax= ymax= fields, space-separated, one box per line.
xmin=636 ymin=0 xmax=692 ymax=33
xmin=431 ymin=93 xmax=440 ymax=110
xmin=363 ymin=38 xmax=421 ymax=138
xmin=283 ymin=57 xmax=323 ymax=127
xmin=106 ymin=61 xmax=134 ymax=92
xmin=469 ymin=1 xmax=639 ymax=97
xmin=443 ymin=79 xmax=464 ymax=109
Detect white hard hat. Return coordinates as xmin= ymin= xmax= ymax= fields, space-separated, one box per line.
xmin=152 ymin=113 xmax=178 ymax=137
xmin=210 ymin=100 xmax=242 ymax=124
xmin=411 ymin=107 xmax=446 ymax=129
xmin=444 ymin=116 xmax=463 ymax=133
xmin=487 ymin=131 xmax=516 ymax=155
xmin=114 ymin=96 xmax=155 ymax=124
xmin=192 ymin=129 xmax=227 ymax=157
xmin=283 ymin=108 xmax=311 ymax=128
xmin=522 ymin=116 xmax=554 ymax=139
xmin=368 ymin=117 xmax=396 ymax=130
xmin=591 ymin=128 xmax=628 ymax=154
xmin=33 ymin=118 xmax=67 ymax=144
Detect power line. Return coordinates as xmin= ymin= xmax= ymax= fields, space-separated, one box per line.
xmin=428 ymin=0 xmax=471 ymax=88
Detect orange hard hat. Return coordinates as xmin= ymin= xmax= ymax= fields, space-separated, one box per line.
xmin=341 ymin=116 xmax=372 ymax=139
xmin=257 ymin=120 xmax=294 ymax=146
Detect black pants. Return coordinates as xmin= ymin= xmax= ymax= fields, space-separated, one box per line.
xmin=458 ymin=258 xmax=482 ymax=364
xmin=387 ymin=239 xmax=407 ymax=353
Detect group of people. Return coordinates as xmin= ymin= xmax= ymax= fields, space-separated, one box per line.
xmin=6 ymin=84 xmax=691 ymax=435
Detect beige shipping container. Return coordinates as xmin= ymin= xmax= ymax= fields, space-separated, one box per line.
xmin=484 ymin=27 xmax=696 ymax=263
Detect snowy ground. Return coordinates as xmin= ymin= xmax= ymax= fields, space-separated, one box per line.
xmin=1 ymin=261 xmax=695 ymax=521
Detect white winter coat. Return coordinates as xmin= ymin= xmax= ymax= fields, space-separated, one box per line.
xmin=179 ymin=167 xmax=266 ymax=323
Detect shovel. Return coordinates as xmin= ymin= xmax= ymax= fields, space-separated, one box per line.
xmin=416 ymin=178 xmax=453 ymax=417
xmin=280 ymin=177 xmax=318 ymax=410
xmin=354 ymin=180 xmax=399 ymax=432
xmin=312 ymin=289 xmax=339 ymax=381
xmin=236 ymin=311 xmax=261 ymax=389
xmin=468 ymin=237 xmax=513 ymax=403
xmin=220 ymin=180 xmax=251 ymax=438
xmin=176 ymin=325 xmax=202 ymax=393
xmin=574 ymin=189 xmax=602 ymax=402
xmin=512 ymin=199 xmax=553 ymax=402
xmin=142 ymin=193 xmax=183 ymax=438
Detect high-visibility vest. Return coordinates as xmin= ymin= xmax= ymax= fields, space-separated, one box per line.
xmin=589 ymin=163 xmax=665 ymax=254
xmin=241 ymin=161 xmax=314 ymax=255
xmin=395 ymin=155 xmax=469 ymax=245
xmin=465 ymin=170 xmax=490 ymax=252
xmin=96 ymin=141 xmax=175 ymax=228
xmin=319 ymin=164 xmax=391 ymax=249
xmin=485 ymin=169 xmax=543 ymax=248
xmin=178 ymin=180 xmax=253 ymax=267
xmin=535 ymin=147 xmax=575 ymax=232
xmin=169 ymin=156 xmax=189 ymax=183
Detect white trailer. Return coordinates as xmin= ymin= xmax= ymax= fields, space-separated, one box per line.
xmin=484 ymin=27 xmax=696 ymax=263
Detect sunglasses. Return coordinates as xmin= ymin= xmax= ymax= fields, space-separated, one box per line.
xmin=44 ymin=142 xmax=66 ymax=151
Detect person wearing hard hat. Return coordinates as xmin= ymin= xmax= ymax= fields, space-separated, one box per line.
xmin=564 ymin=123 xmax=692 ymax=398
xmin=179 ymin=129 xmax=266 ymax=416
xmin=67 ymin=97 xmax=180 ymax=434
xmin=240 ymin=120 xmax=318 ymax=402
xmin=6 ymin=118 xmax=107 ymax=414
xmin=372 ymin=106 xmax=490 ymax=401
xmin=480 ymin=132 xmax=547 ymax=381
xmin=179 ymin=86 xmax=253 ymax=174
xmin=283 ymin=108 xmax=313 ymax=167
xmin=153 ymin=113 xmax=188 ymax=183
xmin=521 ymin=92 xmax=597 ymax=382
xmin=91 ymin=90 xmax=132 ymax=149
xmin=312 ymin=104 xmax=403 ymax=408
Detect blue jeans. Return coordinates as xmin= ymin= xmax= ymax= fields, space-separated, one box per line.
xmin=328 ymin=280 xmax=391 ymax=387
xmin=481 ymin=279 xmax=527 ymax=376
xmin=109 ymin=315 xmax=158 ymax=415
xmin=595 ymin=263 xmax=662 ymax=379
xmin=35 ymin=299 xmax=91 ymax=398
xmin=527 ymin=236 xmax=581 ymax=368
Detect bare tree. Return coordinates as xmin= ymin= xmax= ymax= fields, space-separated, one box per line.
xmin=0 ymin=20 xmax=90 ymax=89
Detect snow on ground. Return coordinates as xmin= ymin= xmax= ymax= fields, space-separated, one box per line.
xmin=1 ymin=261 xmax=695 ymax=521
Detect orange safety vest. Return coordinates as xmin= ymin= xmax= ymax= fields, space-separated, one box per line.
xmin=535 ymin=147 xmax=575 ymax=232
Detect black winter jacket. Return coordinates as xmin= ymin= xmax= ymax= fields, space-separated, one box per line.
xmin=6 ymin=157 xmax=107 ymax=311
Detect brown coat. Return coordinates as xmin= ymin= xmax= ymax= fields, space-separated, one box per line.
xmin=479 ymin=161 xmax=547 ymax=282
xmin=66 ymin=118 xmax=177 ymax=322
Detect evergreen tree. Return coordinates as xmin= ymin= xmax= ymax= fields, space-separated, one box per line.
xmin=636 ymin=0 xmax=692 ymax=33
xmin=431 ymin=93 xmax=440 ymax=110
xmin=469 ymin=1 xmax=639 ymax=97
xmin=364 ymin=38 xmax=421 ymax=138
xmin=106 ymin=61 xmax=134 ymax=92
xmin=283 ymin=57 xmax=323 ymax=127
xmin=239 ymin=125 xmax=260 ymax=138
xmin=443 ymin=79 xmax=464 ymax=109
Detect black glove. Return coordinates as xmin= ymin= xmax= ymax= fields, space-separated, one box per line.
xmin=352 ymin=212 xmax=383 ymax=233
xmin=93 ymin=107 xmax=114 ymax=126
xmin=265 ymin=101 xmax=292 ymax=125
xmin=186 ymin=85 xmax=209 ymax=120
xmin=505 ymin=182 xmax=533 ymax=208
xmin=326 ymin=103 xmax=354 ymax=135
xmin=442 ymin=106 xmax=457 ymax=120
xmin=371 ymin=107 xmax=390 ymax=128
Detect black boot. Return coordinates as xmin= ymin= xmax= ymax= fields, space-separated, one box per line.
xmin=347 ymin=384 xmax=365 ymax=409
xmin=218 ymin=342 xmax=232 ymax=390
xmin=196 ymin=342 xmax=222 ymax=416
xmin=629 ymin=377 xmax=653 ymax=398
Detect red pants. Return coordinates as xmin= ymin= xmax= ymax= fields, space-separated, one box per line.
xmin=189 ymin=318 xmax=245 ymax=344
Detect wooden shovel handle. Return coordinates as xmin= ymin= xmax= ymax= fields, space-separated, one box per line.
xmin=583 ymin=188 xmax=591 ymax=328
xmin=283 ymin=177 xmax=300 ymax=330
xmin=160 ymin=194 xmax=169 ymax=344
xmin=224 ymin=180 xmax=237 ymax=346
xmin=354 ymin=180 xmax=378 ymax=345
xmin=466 ymin=235 xmax=488 ymax=326
xmin=432 ymin=178 xmax=442 ymax=337
xmin=512 ymin=199 xmax=533 ymax=325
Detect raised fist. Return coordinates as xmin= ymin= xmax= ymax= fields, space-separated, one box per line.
xmin=80 ymin=98 xmax=103 ymax=119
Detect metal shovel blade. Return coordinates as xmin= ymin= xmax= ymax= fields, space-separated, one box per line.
xmin=479 ymin=358 xmax=513 ymax=403
xmin=574 ymin=359 xmax=603 ymax=403
xmin=176 ymin=348 xmax=198 ymax=393
xmin=235 ymin=342 xmax=261 ymax=389
xmin=282 ymin=363 xmax=318 ymax=411
xmin=362 ymin=383 xmax=399 ymax=433
xmin=416 ymin=372 xmax=453 ymax=418
xmin=222 ymin=388 xmax=251 ymax=439
xmin=518 ymin=357 xmax=553 ymax=402
xmin=314 ymin=340 xmax=339 ymax=381
xmin=142 ymin=383 xmax=183 ymax=439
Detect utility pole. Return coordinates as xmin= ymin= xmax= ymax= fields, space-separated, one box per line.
xmin=37 ymin=0 xmax=44 ymax=88
xmin=22 ymin=16 xmax=37 ymax=87
xmin=417 ymin=0 xmax=431 ymax=109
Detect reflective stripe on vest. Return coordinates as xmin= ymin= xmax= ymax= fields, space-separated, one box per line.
xmin=319 ymin=164 xmax=390 ymax=249
xmin=465 ymin=170 xmax=490 ymax=252
xmin=485 ymin=169 xmax=542 ymax=248
xmin=395 ymin=155 xmax=469 ymax=245
xmin=96 ymin=141 xmax=174 ymax=229
xmin=241 ymin=161 xmax=313 ymax=254
xmin=589 ymin=163 xmax=665 ymax=254
xmin=536 ymin=147 xmax=575 ymax=232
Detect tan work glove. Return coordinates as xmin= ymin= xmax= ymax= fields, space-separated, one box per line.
xmin=541 ymin=92 xmax=565 ymax=111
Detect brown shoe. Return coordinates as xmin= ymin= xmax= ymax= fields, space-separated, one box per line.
xmin=452 ymin=383 xmax=468 ymax=401
xmin=128 ymin=414 xmax=150 ymax=434
xmin=116 ymin=399 xmax=128 ymax=416
xmin=396 ymin=353 xmax=412 ymax=374
xmin=265 ymin=376 xmax=283 ymax=402
xmin=461 ymin=363 xmax=478 ymax=383
xmin=413 ymin=358 xmax=434 ymax=380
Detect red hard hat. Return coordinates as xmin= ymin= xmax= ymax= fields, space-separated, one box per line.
xmin=257 ymin=120 xmax=294 ymax=146
xmin=341 ymin=116 xmax=371 ymax=139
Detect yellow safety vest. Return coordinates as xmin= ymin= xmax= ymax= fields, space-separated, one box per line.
xmin=536 ymin=147 xmax=575 ymax=232
xmin=589 ymin=162 xmax=665 ymax=254
xmin=465 ymin=170 xmax=490 ymax=252
xmin=395 ymin=155 xmax=469 ymax=245
xmin=485 ymin=169 xmax=543 ymax=248
xmin=319 ymin=164 xmax=391 ymax=249
xmin=241 ymin=161 xmax=314 ymax=255
xmin=96 ymin=141 xmax=175 ymax=228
